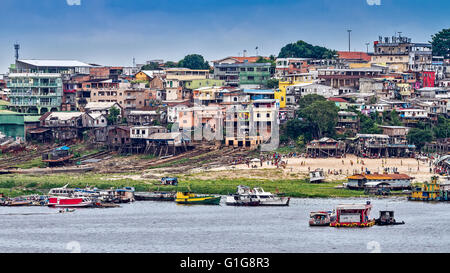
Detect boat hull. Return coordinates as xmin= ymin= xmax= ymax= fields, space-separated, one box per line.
xmin=135 ymin=193 xmax=176 ymax=202
xmin=309 ymin=221 xmax=330 ymax=227
xmin=176 ymin=196 xmax=221 ymax=205
xmin=330 ymin=220 xmax=375 ymax=228
xmin=226 ymin=201 xmax=261 ymax=206
xmin=47 ymin=197 xmax=94 ymax=208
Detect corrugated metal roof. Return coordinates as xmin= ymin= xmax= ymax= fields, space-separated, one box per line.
xmin=18 ymin=60 xmax=92 ymax=67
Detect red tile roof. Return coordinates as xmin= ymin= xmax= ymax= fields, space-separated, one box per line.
xmin=328 ymin=97 xmax=348 ymax=103
xmin=337 ymin=51 xmax=371 ymax=62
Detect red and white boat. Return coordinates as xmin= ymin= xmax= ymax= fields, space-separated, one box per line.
xmin=47 ymin=196 xmax=94 ymax=208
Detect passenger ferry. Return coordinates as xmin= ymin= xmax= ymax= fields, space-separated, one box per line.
xmin=225 ymin=186 xmax=290 ymax=206
xmin=330 ymin=201 xmax=375 ymax=228
xmin=175 ymin=192 xmax=221 ymax=205
xmin=47 ymin=196 xmax=94 ymax=208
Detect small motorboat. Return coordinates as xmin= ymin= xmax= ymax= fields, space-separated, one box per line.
xmin=59 ymin=208 xmax=76 ymax=213
xmin=309 ymin=211 xmax=333 ymax=226
xmin=375 ymin=211 xmax=405 ymax=226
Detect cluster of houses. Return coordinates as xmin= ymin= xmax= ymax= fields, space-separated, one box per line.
xmin=0 ymin=34 xmax=449 ymax=156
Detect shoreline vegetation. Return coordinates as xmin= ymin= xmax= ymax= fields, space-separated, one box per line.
xmin=0 ymin=172 xmax=406 ymax=199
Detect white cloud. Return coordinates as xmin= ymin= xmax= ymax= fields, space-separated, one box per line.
xmin=66 ymin=0 xmax=81 ymax=6
xmin=366 ymin=0 xmax=381 ymax=5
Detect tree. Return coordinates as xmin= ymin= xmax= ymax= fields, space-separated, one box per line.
xmin=141 ymin=62 xmax=160 ymax=70
xmin=431 ymin=28 xmax=450 ymax=57
xmin=177 ymin=54 xmax=210 ymax=70
xmin=164 ymin=61 xmax=178 ymax=68
xmin=433 ymin=116 xmax=450 ymax=139
xmin=297 ymin=94 xmax=326 ymax=109
xmin=407 ymin=128 xmax=433 ymax=151
xmin=107 ymin=107 xmax=120 ymax=125
xmin=359 ymin=113 xmax=382 ymax=134
xmin=295 ymin=135 xmax=306 ymax=149
xmin=299 ymin=100 xmax=339 ymax=138
xmin=266 ymin=78 xmax=279 ymax=89
xmin=282 ymin=118 xmax=314 ymax=143
xmin=278 ymin=40 xmax=337 ymax=59
xmin=388 ymin=110 xmax=402 ymax=126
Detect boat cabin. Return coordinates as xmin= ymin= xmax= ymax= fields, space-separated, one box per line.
xmin=161 ymin=177 xmax=178 ymax=186
xmin=309 ymin=169 xmax=325 ymax=183
xmin=330 ymin=201 xmax=374 ymax=227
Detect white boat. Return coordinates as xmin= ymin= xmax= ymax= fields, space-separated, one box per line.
xmin=226 ymin=186 xmax=290 ymax=206
xmin=309 ymin=169 xmax=325 ymax=183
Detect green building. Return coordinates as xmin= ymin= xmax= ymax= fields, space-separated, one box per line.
xmin=7 ymin=60 xmax=91 ymax=114
xmin=184 ymin=79 xmax=225 ymax=90
xmin=0 ymin=110 xmax=25 ymax=139
xmin=238 ymin=63 xmax=271 ymax=88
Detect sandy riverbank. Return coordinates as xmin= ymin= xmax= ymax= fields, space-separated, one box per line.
xmin=208 ymin=155 xmax=437 ymax=183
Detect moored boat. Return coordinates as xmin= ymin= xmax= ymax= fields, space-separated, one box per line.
xmin=330 ymin=201 xmax=375 ymax=228
xmin=309 ymin=211 xmax=335 ymax=226
xmin=135 ymin=191 xmax=176 ymax=201
xmin=47 ymin=196 xmax=94 ymax=208
xmin=226 ymin=186 xmax=260 ymax=206
xmin=175 ymin=192 xmax=221 ymax=205
xmin=375 ymin=211 xmax=405 ymax=226
xmin=309 ymin=169 xmax=325 ymax=183
xmin=226 ymin=186 xmax=290 ymax=207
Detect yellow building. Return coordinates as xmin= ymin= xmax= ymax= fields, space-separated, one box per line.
xmin=349 ymin=63 xmax=372 ymax=69
xmin=274 ymin=88 xmax=286 ymax=108
xmin=277 ymin=79 xmax=314 ymax=108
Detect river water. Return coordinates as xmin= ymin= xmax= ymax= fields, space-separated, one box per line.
xmin=0 ymin=197 xmax=448 ymax=253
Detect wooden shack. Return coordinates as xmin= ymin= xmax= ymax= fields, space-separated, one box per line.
xmin=306 ymin=137 xmax=346 ymax=158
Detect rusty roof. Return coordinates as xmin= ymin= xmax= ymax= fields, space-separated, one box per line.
xmin=347 ymin=173 xmax=412 ymax=180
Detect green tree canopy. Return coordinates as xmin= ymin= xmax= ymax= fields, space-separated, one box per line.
xmin=297 ymin=94 xmax=326 ymax=109
xmin=431 ymin=28 xmax=450 ymax=57
xmin=433 ymin=116 xmax=450 ymax=139
xmin=300 ymin=100 xmax=339 ymax=138
xmin=266 ymin=78 xmax=279 ymax=89
xmin=141 ymin=62 xmax=161 ymax=70
xmin=107 ymin=107 xmax=121 ymax=125
xmin=407 ymin=128 xmax=433 ymax=151
xmin=177 ymin=54 xmax=210 ymax=70
xmin=164 ymin=61 xmax=178 ymax=68
xmin=278 ymin=40 xmax=337 ymax=59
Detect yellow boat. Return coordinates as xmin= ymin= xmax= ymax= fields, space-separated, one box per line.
xmin=175 ymin=192 xmax=221 ymax=205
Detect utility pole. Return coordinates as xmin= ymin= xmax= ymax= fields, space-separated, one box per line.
xmin=347 ymin=30 xmax=352 ymax=52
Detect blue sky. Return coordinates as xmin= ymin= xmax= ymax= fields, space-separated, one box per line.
xmin=0 ymin=0 xmax=448 ymax=73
